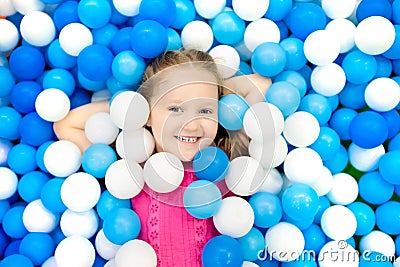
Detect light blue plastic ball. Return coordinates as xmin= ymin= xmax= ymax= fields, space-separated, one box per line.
xmin=2 ymin=205 xmax=28 ymax=239
xmin=274 ymin=70 xmax=307 ymax=98
xmin=265 ymin=81 xmax=300 ymax=117
xmin=280 ymin=37 xmax=307 ymax=71
xmin=211 ymin=11 xmax=245 ymax=46
xmin=103 ymin=207 xmax=141 ymax=245
xmin=379 ymin=150 xmax=400 ymax=185
xmin=42 ymin=68 xmax=76 ymax=96
xmin=339 ymin=82 xmax=367 ymax=110
xmin=249 ymin=192 xmax=282 ymax=229
xmin=82 ymin=144 xmax=117 ymax=178
xmin=252 ymin=42 xmax=287 ymax=77
xmin=309 ymin=127 xmax=341 ymax=161
xmin=359 ymin=172 xmax=394 ymax=205
xmin=96 ymin=190 xmax=131 ymax=220
xmin=218 ymin=93 xmax=249 ymax=131
xmin=171 ymin=0 xmax=196 ymax=29
xmin=302 ymin=224 xmax=326 ymax=254
xmin=78 ymin=0 xmax=112 ymax=29
xmin=112 ymin=50 xmax=146 ymax=86
xmin=376 ymin=201 xmax=400 ymax=235
xmin=329 ymin=108 xmax=357 ymax=141
xmin=40 ymin=178 xmax=67 ymax=213
xmin=7 ymin=144 xmax=37 ymax=175
xmin=46 ymin=39 xmax=77 ymax=69
xmin=323 ymin=145 xmax=349 ymax=175
xmin=18 ymin=171 xmax=50 ymax=203
xmin=236 ymin=227 xmax=265 ymax=262
xmin=0 ymin=67 xmax=15 ymax=98
xmin=298 ymin=94 xmax=332 ymax=125
xmin=347 ymin=202 xmax=376 ymax=236
xmin=341 ymin=50 xmax=377 ymax=85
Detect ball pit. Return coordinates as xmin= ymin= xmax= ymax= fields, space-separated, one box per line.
xmin=1 ymin=0 xmax=400 ymax=267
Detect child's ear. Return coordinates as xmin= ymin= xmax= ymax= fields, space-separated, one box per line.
xmin=146 ymin=117 xmax=151 ymax=127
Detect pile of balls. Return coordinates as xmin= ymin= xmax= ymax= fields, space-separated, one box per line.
xmin=1 ymin=0 xmax=400 ymax=266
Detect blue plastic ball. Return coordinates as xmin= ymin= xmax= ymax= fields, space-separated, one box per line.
xmin=183 ymin=180 xmax=222 ymax=219
xmin=236 ymin=227 xmax=265 ymax=262
xmin=282 ymin=212 xmax=314 ymax=230
xmin=281 ymin=258 xmax=317 ymax=267
xmin=2 ymin=205 xmax=28 ymax=239
xmin=323 ymin=145 xmax=349 ymax=175
xmin=46 ymin=39 xmax=77 ymax=69
xmin=389 ymin=133 xmax=400 ymax=151
xmin=166 ymin=28 xmax=182 ymax=51
xmin=7 ymin=144 xmax=37 ymax=175
xmin=302 ymin=224 xmax=326 ymax=254
xmin=341 ymin=50 xmax=377 ymax=85
xmin=347 ymin=202 xmax=376 ymax=236
xmin=139 ymin=0 xmax=176 ymax=27
xmin=280 ymin=37 xmax=307 ymax=71
xmin=193 ymin=146 xmax=229 ymax=182
xmin=96 ymin=190 xmax=131 ymax=220
xmin=0 ymin=200 xmax=10 ymax=222
xmin=0 ymin=67 xmax=15 ymax=98
xmin=0 ymin=227 xmax=9 ymax=258
xmin=383 ymin=25 xmax=400 ymax=60
xmin=202 ymin=235 xmax=244 ymax=267
xmin=285 ymin=3 xmax=327 ymax=40
xmin=359 ymin=251 xmax=393 ymax=267
xmin=42 ymin=68 xmax=76 ymax=96
xmin=10 ymin=81 xmax=42 ymax=114
xmin=329 ymin=108 xmax=357 ymax=141
xmin=380 ymin=109 xmax=400 ymax=139
xmin=379 ymin=150 xmax=400 ymax=185
xmin=274 ymin=70 xmax=307 ymax=98
xmin=264 ymin=0 xmax=292 ymax=21
xmin=252 ymin=42 xmax=287 ymax=77
xmin=359 ymin=172 xmax=394 ymax=205
xmin=78 ymin=44 xmax=114 ymax=81
xmin=238 ymin=61 xmax=252 ymax=75
xmin=255 ymin=256 xmax=280 ymax=267
xmin=298 ymin=94 xmax=332 ymax=125
xmin=248 ymin=192 xmax=282 ymax=229
xmin=374 ymin=55 xmax=392 ymax=79
xmin=17 ymin=171 xmax=50 ymax=203
xmin=3 ymin=239 xmax=21 ymax=258
xmin=35 ymin=141 xmax=53 ymax=173
xmin=356 ymin=0 xmax=392 ymax=22
xmin=339 ymin=82 xmax=367 ymax=110
xmin=82 ymin=144 xmax=117 ymax=178
xmin=40 ymin=178 xmax=67 ymax=213
xmin=265 ymin=81 xmax=300 ymax=117
xmin=170 ymin=0 xmax=196 ymax=29
xmin=106 ymin=77 xmax=132 ymax=95
xmin=19 ymin=112 xmax=55 ymax=147
xmin=211 ymin=11 xmax=245 ymax=46
xmin=313 ymin=196 xmax=330 ymax=225
xmin=69 ymin=88 xmax=91 ymax=109
xmin=78 ymin=0 xmax=112 ymax=29
xmin=218 ymin=94 xmax=249 ymax=131
xmin=9 ymin=46 xmax=45 ymax=81
xmin=52 ymin=0 xmax=80 ymax=31
xmin=19 ymin=233 xmax=55 ymax=266
xmin=349 ymin=111 xmax=388 ymax=149
xmin=112 ymin=50 xmax=146 ymax=86
xmin=111 ymin=27 xmax=133 ymax=55
xmin=0 ymin=107 xmax=21 ymax=140
xmin=309 ymin=127 xmax=340 ymax=161
xmin=92 ymin=23 xmax=119 ymax=47
xmin=0 ymin=254 xmax=33 ymax=267
xmin=77 ymin=71 xmax=107 ymax=92
xmin=130 ymin=20 xmax=168 ymax=59
xmin=103 ymin=208 xmax=141 ymax=245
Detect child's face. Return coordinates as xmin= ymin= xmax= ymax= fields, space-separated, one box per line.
xmin=147 ymin=81 xmax=219 ymax=162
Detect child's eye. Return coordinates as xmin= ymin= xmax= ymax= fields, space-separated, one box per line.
xmin=200 ymin=109 xmax=213 ymax=114
xmin=169 ymin=106 xmax=183 ymax=112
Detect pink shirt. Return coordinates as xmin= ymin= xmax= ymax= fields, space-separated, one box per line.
xmin=131 ymin=169 xmax=223 ymax=267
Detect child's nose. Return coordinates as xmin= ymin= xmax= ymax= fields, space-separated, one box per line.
xmin=183 ymin=118 xmax=201 ymax=131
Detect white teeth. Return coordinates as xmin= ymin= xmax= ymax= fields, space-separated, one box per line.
xmin=177 ymin=136 xmax=198 ymax=143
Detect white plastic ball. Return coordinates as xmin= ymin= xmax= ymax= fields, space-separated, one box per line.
xmin=35 ymin=88 xmax=71 ymax=122
xmin=310 ymin=63 xmax=346 ymax=97
xmin=194 ymin=0 xmax=226 ymax=19
xmin=244 ymin=102 xmax=284 ymax=143
xmin=213 ymin=196 xmax=254 ymax=238
xmin=320 ymin=205 xmax=357 ymax=240
xmin=61 ymin=172 xmax=101 ymax=212
xmin=225 ymin=156 xmax=266 ymax=196
xmin=209 ymin=45 xmax=240 ymax=79
xmin=321 ymin=0 xmax=357 ymax=19
xmin=0 ymin=167 xmax=18 ymax=200
xmin=59 ymin=22 xmax=93 ymax=56
xmin=283 ymin=111 xmax=320 ymax=147
xmin=143 ymin=152 xmax=184 ymax=193
xmin=303 ymin=30 xmax=341 ymax=66
xmin=327 ymin=173 xmax=359 ymax=205
xmin=249 ymin=134 xmax=288 ymax=169
xmin=60 ymin=209 xmax=99 ymax=239
xmin=114 ymin=239 xmax=157 ymax=267
xmin=309 ymin=166 xmax=333 ymax=196
xmin=12 ymin=0 xmax=45 ymax=15
xmin=354 ymin=16 xmax=395 ymax=55
xmin=283 ymin=147 xmax=323 ymax=184
xmin=55 ymin=235 xmax=96 ymax=267
xmin=0 ymin=19 xmax=19 ymax=52
xmin=181 ymin=20 xmax=214 ymax=51
xmin=257 ymin=168 xmax=283 ymax=195
xmin=265 ymin=222 xmax=305 ymax=262
xmin=325 ymin=18 xmax=356 ymax=54
xmin=394 ymin=258 xmax=400 ymax=267
xmin=110 ymin=91 xmax=150 ymax=130
xmin=105 ymin=259 xmax=116 ymax=267
xmin=364 ymin=77 xmax=400 ymax=112
xmin=360 ymin=231 xmax=395 ymax=257
xmin=105 ymin=159 xmax=144 ymax=199
xmin=232 ymin=0 xmax=269 ymax=21
xmin=95 ymin=229 xmax=121 ymax=261
xmin=244 ymin=18 xmax=280 ymax=52
xmin=348 ymin=143 xmax=385 ymax=172
xmin=42 ymin=256 xmax=57 ymax=267
xmin=112 ymin=0 xmax=141 ymax=16
xmin=22 ymin=199 xmax=58 ymax=233
xmin=0 ymin=0 xmax=16 ymax=17
xmin=44 ymin=140 xmax=82 ymax=177
xmin=119 ymin=128 xmax=155 ymax=163
xmin=91 ymin=89 xmax=111 ymax=102
xmin=20 ymin=11 xmax=55 ymax=47
xmin=242 ymin=262 xmax=259 ymax=267
xmin=318 ymin=240 xmax=359 ymax=267
xmin=85 ymin=112 xmax=119 ymax=145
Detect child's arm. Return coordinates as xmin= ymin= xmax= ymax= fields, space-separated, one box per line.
xmin=53 ymin=101 xmax=110 ymax=152
xmin=223 ymin=74 xmax=272 ymax=105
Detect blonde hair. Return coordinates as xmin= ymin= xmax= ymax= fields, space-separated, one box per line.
xmin=139 ymin=49 xmax=249 ymax=159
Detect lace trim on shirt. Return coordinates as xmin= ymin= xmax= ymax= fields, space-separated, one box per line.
xmin=194 ymin=217 xmax=208 ymax=263
xmin=147 ymin=190 xmax=161 ymax=266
